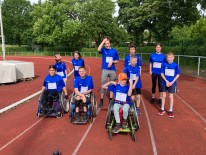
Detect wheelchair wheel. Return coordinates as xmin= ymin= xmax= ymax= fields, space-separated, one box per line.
xmin=131 ymin=101 xmax=140 ymax=131
xmin=60 ymin=93 xmax=70 ymax=113
xmin=108 ymin=130 xmax=112 ymax=140
xmin=131 ymin=134 xmax=136 ymax=142
xmin=90 ymin=115 xmax=93 ymax=123
xmin=105 ymin=102 xmax=113 ymax=129
xmin=56 ymin=112 xmax=63 ymax=118
xmin=91 ymin=92 xmax=97 ymax=117
xmin=69 ymin=114 xmax=73 ymax=123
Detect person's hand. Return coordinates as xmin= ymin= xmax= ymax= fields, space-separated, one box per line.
xmin=132 ymin=84 xmax=135 ymax=89
xmin=64 ymin=95 xmax=68 ymax=99
xmin=149 ymin=71 xmax=152 ymax=76
xmin=107 ymin=61 xmax=113 ymax=68
xmin=102 ymin=38 xmax=108 ymax=43
xmin=129 ymin=79 xmax=133 ymax=85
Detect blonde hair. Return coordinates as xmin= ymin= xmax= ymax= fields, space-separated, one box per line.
xmin=167 ymin=52 xmax=174 ymax=56
xmin=130 ymin=55 xmax=138 ymax=61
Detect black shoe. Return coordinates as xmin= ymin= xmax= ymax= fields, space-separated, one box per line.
xmin=122 ymin=119 xmax=128 ymax=129
xmin=112 ymin=123 xmax=122 ymax=133
xmin=75 ymin=113 xmax=80 ymax=122
xmin=83 ymin=113 xmax=88 ymax=121
xmin=136 ymin=107 xmax=141 ymax=115
xmin=99 ymin=99 xmax=103 ymax=107
xmin=150 ymin=98 xmax=155 ymax=104
xmin=158 ymin=99 xmax=162 ymax=104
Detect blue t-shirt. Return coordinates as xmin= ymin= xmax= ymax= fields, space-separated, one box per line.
xmin=72 ymin=58 xmax=85 ymax=77
xmin=108 ymin=84 xmax=131 ymax=105
xmin=149 ymin=52 xmax=166 ymax=75
xmin=73 ymin=76 xmax=94 ymax=92
xmin=43 ymin=74 xmax=65 ymax=92
xmin=54 ymin=62 xmax=67 ymax=78
xmin=123 ymin=65 xmax=142 ymax=88
xmin=99 ymin=47 xmax=119 ymax=71
xmin=161 ymin=62 xmax=180 ymax=86
xmin=124 ymin=54 xmax=142 ymax=68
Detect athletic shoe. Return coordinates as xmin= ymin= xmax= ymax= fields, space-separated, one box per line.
xmin=158 ymin=99 xmax=162 ymax=104
xmin=168 ymin=111 xmax=174 ymax=118
xmin=136 ymin=107 xmax=141 ymax=115
xmin=150 ymin=98 xmax=155 ymax=104
xmin=99 ymin=99 xmax=103 ymax=107
xmin=122 ymin=119 xmax=128 ymax=129
xmin=157 ymin=109 xmax=165 ymax=116
xmin=83 ymin=113 xmax=88 ymax=121
xmin=75 ymin=113 xmax=80 ymax=122
xmin=112 ymin=123 xmax=121 ymax=133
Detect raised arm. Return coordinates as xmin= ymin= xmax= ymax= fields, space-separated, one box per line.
xmin=97 ymin=38 xmax=108 ymax=52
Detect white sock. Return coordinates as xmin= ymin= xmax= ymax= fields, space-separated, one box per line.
xmin=169 ymin=107 xmax=173 ymax=112
xmin=161 ymin=106 xmax=164 ymax=111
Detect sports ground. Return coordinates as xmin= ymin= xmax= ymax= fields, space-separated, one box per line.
xmin=0 ymin=56 xmax=205 ymax=155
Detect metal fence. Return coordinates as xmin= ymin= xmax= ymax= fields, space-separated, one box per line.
xmin=1 ymin=51 xmax=206 ymax=78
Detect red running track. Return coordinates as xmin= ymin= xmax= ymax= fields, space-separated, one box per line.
xmin=0 ymin=56 xmax=205 ymax=155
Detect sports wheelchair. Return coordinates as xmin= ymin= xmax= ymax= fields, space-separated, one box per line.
xmin=69 ymin=92 xmax=97 ymax=124
xmin=105 ymin=100 xmax=140 ymax=142
xmin=36 ymin=90 xmax=69 ymax=118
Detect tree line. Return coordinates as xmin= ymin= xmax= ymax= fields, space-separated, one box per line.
xmin=1 ymin=0 xmax=206 ymax=48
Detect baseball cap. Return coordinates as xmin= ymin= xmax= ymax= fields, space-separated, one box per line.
xmin=118 ymin=73 xmax=127 ymax=81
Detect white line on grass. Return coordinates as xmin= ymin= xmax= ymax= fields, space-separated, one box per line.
xmin=141 ymin=97 xmax=158 ymax=155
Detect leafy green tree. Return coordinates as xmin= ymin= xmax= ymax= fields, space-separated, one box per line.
xmin=169 ymin=25 xmax=193 ymax=40
xmin=2 ymin=0 xmax=32 ymax=46
xmin=191 ymin=17 xmax=206 ymax=40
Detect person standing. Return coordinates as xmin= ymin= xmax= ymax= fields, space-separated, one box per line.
xmin=98 ymin=37 xmax=119 ymax=107
xmin=72 ymin=50 xmax=85 ymax=77
xmin=149 ymin=43 xmax=166 ymax=104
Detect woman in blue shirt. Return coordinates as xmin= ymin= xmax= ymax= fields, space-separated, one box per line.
xmin=149 ymin=43 xmax=166 ymax=104
xmin=41 ymin=65 xmax=68 ymax=108
xmin=72 ymin=51 xmax=85 ymax=77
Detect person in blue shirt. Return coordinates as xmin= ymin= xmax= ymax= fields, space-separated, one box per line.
xmin=41 ymin=65 xmax=68 ymax=108
xmin=72 ymin=50 xmax=85 ymax=77
xmin=102 ymin=73 xmax=133 ymax=133
xmin=98 ymin=37 xmax=119 ymax=107
xmin=124 ymin=44 xmax=142 ymax=75
xmin=157 ymin=52 xmax=180 ymax=118
xmin=124 ymin=56 xmax=142 ymax=115
xmin=73 ymin=66 xmax=94 ymax=121
xmin=149 ymin=43 xmax=166 ymax=104
xmin=54 ymin=54 xmax=67 ymax=85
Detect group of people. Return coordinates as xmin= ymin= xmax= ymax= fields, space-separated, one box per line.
xmin=40 ymin=36 xmax=180 ymax=133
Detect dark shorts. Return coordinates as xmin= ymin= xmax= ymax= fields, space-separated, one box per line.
xmin=161 ymin=85 xmax=176 ymax=94
xmin=132 ymin=88 xmax=142 ymax=95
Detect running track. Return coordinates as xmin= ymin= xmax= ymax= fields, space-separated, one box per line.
xmin=0 ymin=56 xmax=205 ymax=155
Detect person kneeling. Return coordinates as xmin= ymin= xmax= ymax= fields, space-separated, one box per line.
xmin=102 ymin=73 xmax=132 ymax=133
xmin=73 ymin=66 xmax=94 ymax=122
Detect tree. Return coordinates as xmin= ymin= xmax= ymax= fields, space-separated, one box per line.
xmin=2 ymin=0 xmax=32 ymax=46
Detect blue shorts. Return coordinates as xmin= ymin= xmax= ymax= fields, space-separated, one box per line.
xmin=161 ymin=85 xmax=177 ymax=94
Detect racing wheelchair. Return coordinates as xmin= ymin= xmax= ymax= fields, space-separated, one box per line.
xmin=105 ymin=100 xmax=140 ymax=142
xmin=36 ymin=90 xmax=69 ymax=118
xmin=69 ymin=92 xmax=98 ymax=124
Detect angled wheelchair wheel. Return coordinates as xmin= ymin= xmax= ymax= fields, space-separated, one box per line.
xmin=131 ymin=134 xmax=136 ymax=142
xmin=105 ymin=102 xmax=113 ymax=129
xmin=131 ymin=101 xmax=140 ymax=131
xmin=90 ymin=92 xmax=97 ymax=117
xmin=108 ymin=130 xmax=112 ymax=140
xmin=56 ymin=112 xmax=63 ymax=118
xmin=59 ymin=93 xmax=70 ymax=113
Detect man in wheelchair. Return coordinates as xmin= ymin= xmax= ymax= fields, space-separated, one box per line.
xmin=73 ymin=66 xmax=94 ymax=122
xmin=41 ymin=65 xmax=68 ymax=111
xmin=102 ymin=73 xmax=133 ymax=133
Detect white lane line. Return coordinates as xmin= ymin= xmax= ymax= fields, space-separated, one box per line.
xmin=0 ymin=118 xmax=44 ymax=151
xmin=141 ymin=97 xmax=158 ymax=155
xmin=175 ymin=94 xmax=206 ymax=124
xmin=72 ymin=108 xmax=100 ymax=155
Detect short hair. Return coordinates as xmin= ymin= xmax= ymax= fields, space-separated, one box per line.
xmin=128 ymin=44 xmax=136 ymax=50
xmin=78 ymin=66 xmax=86 ymax=71
xmin=155 ymin=43 xmax=162 ymax=47
xmin=49 ymin=64 xmax=56 ymax=70
xmin=130 ymin=55 xmax=137 ymax=61
xmin=167 ymin=52 xmax=174 ymax=56
xmin=73 ymin=50 xmax=82 ymax=59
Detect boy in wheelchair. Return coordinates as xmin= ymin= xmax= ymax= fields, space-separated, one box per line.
xmin=41 ymin=65 xmax=68 ymax=113
xmin=102 ymin=73 xmax=133 ymax=133
xmin=73 ymin=66 xmax=94 ymax=122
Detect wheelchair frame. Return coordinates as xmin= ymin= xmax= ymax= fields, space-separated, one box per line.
xmin=105 ymin=100 xmax=140 ymax=142
xmin=36 ymin=91 xmax=69 ymax=118
xmin=69 ymin=92 xmax=97 ymax=124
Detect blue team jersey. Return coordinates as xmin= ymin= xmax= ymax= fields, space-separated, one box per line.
xmin=73 ymin=76 xmax=94 ymax=92
xmin=161 ymin=62 xmax=180 ymax=86
xmin=124 ymin=54 xmax=142 ymax=68
xmin=123 ymin=65 xmax=142 ymax=88
xmin=43 ymin=74 xmax=65 ymax=92
xmin=54 ymin=62 xmax=67 ymax=78
xmin=99 ymin=47 xmax=119 ymax=71
xmin=108 ymin=84 xmax=131 ymax=105
xmin=72 ymin=58 xmax=85 ymax=77
xmin=149 ymin=52 xmax=166 ymax=75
